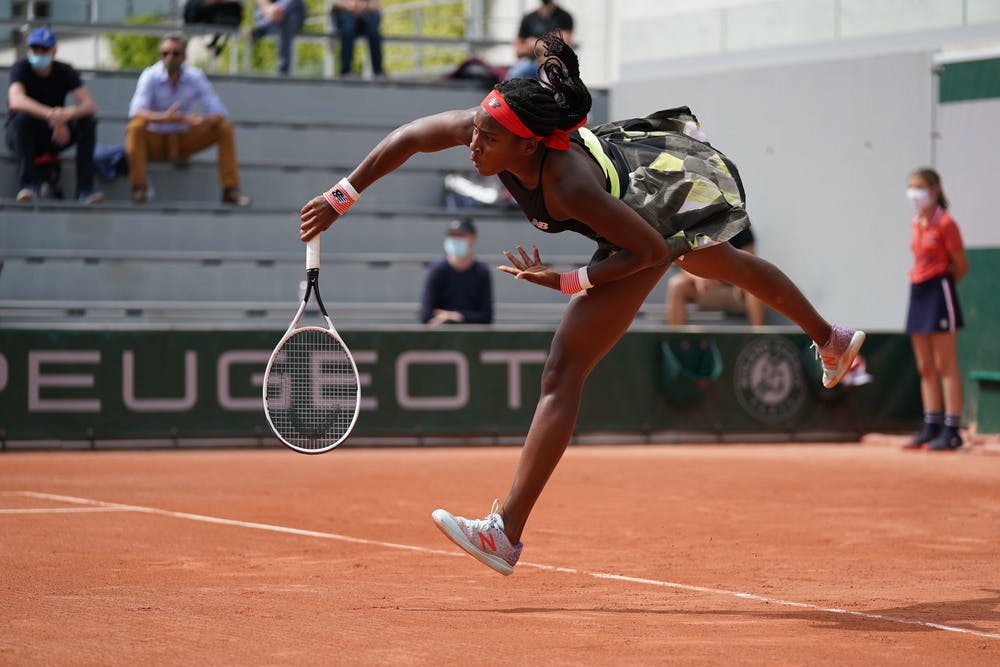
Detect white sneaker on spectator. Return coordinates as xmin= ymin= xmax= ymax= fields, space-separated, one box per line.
xmin=77 ymin=191 xmax=104 ymax=205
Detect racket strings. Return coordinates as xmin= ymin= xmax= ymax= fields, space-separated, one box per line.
xmin=265 ymin=329 xmax=358 ymax=451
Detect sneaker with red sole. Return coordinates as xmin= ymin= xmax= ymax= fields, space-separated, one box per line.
xmin=431 ymin=499 xmax=522 ymax=575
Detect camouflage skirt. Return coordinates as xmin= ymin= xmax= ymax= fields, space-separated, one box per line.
xmin=578 ymin=107 xmax=751 ymax=254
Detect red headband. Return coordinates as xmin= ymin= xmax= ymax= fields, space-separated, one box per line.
xmin=480 ymin=89 xmax=586 ymax=151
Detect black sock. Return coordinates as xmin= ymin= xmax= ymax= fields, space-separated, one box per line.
xmin=944 ymin=413 xmax=961 ymax=435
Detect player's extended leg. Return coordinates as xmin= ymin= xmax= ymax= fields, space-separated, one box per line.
xmin=431 ymin=262 xmax=668 ymax=574
xmin=678 ymin=242 xmax=864 ymax=387
xmin=501 ymin=262 xmax=669 ymax=543
xmin=676 ymin=242 xmax=830 ymax=343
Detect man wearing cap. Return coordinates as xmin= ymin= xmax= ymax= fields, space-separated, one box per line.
xmin=125 ymin=31 xmax=250 ymax=206
xmin=419 ymin=218 xmax=494 ymax=325
xmin=5 ymin=27 xmax=103 ymax=203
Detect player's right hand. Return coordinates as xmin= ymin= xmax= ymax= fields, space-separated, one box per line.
xmin=299 ymin=194 xmax=340 ymax=241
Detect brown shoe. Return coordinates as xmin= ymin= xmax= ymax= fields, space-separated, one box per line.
xmin=131 ymin=186 xmax=147 ymax=203
xmin=222 ymin=187 xmax=251 ymax=207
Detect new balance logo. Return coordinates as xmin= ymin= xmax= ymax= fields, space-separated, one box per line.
xmin=530 ymin=218 xmax=549 ymax=231
xmin=477 ymin=531 xmax=496 ymax=552
xmin=331 ymin=189 xmax=351 ymax=204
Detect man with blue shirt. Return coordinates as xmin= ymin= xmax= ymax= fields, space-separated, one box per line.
xmin=125 ymin=32 xmax=250 ymax=205
xmin=5 ymin=26 xmax=103 ymax=203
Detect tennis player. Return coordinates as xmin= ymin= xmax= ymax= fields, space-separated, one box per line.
xmin=299 ymin=33 xmax=865 ymax=575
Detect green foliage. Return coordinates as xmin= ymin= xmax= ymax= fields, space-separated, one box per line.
xmin=106 ymin=0 xmax=470 ymax=77
xmin=107 ymin=14 xmax=167 ymax=71
xmin=379 ymin=0 xmax=467 ymax=75
xmin=249 ymin=0 xmax=328 ymax=74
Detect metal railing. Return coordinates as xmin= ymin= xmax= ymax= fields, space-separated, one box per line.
xmin=1 ymin=0 xmax=508 ymax=78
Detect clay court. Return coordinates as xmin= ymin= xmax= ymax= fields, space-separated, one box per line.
xmin=2 ymin=441 xmax=998 ymax=665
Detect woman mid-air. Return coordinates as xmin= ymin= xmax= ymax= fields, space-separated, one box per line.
xmin=299 ymin=34 xmax=865 ymax=575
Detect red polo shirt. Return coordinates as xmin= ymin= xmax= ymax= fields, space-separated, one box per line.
xmin=909 ymin=208 xmax=964 ymax=284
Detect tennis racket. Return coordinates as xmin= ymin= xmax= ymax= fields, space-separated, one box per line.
xmin=263 ymin=238 xmax=360 ymax=454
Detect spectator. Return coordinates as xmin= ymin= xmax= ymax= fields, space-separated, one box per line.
xmin=419 ymin=218 xmax=494 ymax=325
xmin=125 ymin=32 xmax=250 ymax=206
xmin=665 ymin=227 xmax=765 ymax=325
xmin=5 ymin=27 xmax=103 ymax=204
xmin=506 ymin=0 xmax=574 ymax=80
xmin=252 ymin=0 xmax=307 ymax=76
xmin=901 ymin=168 xmax=968 ymax=452
xmin=331 ymin=0 xmax=385 ymax=78
xmin=182 ymin=0 xmax=243 ymax=57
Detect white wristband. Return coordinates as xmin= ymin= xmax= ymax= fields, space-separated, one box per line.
xmin=337 ymin=177 xmax=360 ymax=200
xmin=560 ymin=266 xmax=594 ymax=294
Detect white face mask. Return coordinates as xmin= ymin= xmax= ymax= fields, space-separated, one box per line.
xmin=906 ymin=187 xmax=932 ymax=211
xmin=443 ymin=237 xmax=470 ymax=260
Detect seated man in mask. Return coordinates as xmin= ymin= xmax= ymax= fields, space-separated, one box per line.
xmin=419 ymin=218 xmax=494 ymax=325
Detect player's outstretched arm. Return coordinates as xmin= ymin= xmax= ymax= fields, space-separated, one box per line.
xmin=300 ymin=109 xmax=475 ymax=241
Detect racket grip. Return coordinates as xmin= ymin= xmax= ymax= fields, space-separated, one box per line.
xmin=306 ymin=238 xmax=320 ymax=270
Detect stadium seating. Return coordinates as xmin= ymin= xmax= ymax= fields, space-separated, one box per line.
xmin=0 ymin=67 xmax=671 ymax=327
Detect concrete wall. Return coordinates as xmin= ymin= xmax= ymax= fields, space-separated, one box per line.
xmin=614 ymin=51 xmax=934 ymax=331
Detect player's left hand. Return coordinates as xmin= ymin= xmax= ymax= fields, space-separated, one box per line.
xmin=498 ymin=244 xmax=560 ymax=291
xmin=299 ymin=194 xmax=340 ymax=241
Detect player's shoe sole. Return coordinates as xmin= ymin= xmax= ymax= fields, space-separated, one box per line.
xmin=431 ymin=509 xmax=516 ymax=576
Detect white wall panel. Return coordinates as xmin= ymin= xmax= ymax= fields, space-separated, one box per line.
xmin=612 ymin=52 xmax=935 ymax=330
xmin=935 ymin=98 xmax=1000 ymax=247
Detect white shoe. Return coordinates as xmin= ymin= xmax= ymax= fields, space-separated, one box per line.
xmin=431 ymin=499 xmax=522 ymax=575
xmin=814 ymin=326 xmax=866 ymax=389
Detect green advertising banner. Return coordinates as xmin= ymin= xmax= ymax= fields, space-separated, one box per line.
xmin=0 ymin=328 xmax=920 ymax=445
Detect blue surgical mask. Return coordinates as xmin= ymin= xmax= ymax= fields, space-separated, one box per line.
xmin=443 ymin=237 xmax=470 ymax=259
xmin=28 ymin=53 xmax=52 ymax=70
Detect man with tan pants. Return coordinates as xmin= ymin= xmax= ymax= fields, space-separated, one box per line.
xmin=126 ymin=32 xmax=250 ymax=205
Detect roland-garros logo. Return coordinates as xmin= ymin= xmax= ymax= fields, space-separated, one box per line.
xmin=733 ymin=336 xmax=805 ymax=424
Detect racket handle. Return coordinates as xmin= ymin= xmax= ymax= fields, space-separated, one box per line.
xmin=306 ymin=238 xmax=320 ymax=270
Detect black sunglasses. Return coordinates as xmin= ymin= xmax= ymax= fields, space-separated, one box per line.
xmin=160 ymin=49 xmax=184 ymax=57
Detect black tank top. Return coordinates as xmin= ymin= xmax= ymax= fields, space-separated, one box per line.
xmin=497 ymin=132 xmax=626 ymax=247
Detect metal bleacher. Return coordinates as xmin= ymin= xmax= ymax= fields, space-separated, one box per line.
xmin=0 ymin=63 xmax=635 ymax=328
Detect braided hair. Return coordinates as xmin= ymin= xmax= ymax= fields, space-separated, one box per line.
xmin=495 ymin=32 xmax=592 ymax=138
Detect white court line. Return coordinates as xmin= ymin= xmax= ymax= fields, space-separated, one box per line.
xmin=12 ymin=490 xmax=1000 ymax=641
xmin=0 ymin=507 xmax=130 ymax=515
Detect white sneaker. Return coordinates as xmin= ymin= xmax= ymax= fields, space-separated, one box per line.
xmin=431 ymin=499 xmax=522 ymax=575
xmin=814 ymin=325 xmax=866 ymax=389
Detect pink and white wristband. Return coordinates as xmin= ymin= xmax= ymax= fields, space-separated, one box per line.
xmin=323 ymin=177 xmax=360 ymax=215
xmin=560 ymin=266 xmax=594 ymax=295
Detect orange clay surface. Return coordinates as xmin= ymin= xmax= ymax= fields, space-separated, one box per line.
xmin=2 ymin=441 xmax=999 ymax=666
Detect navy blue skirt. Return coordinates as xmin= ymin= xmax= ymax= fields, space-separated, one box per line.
xmin=906 ymin=275 xmax=963 ymax=334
